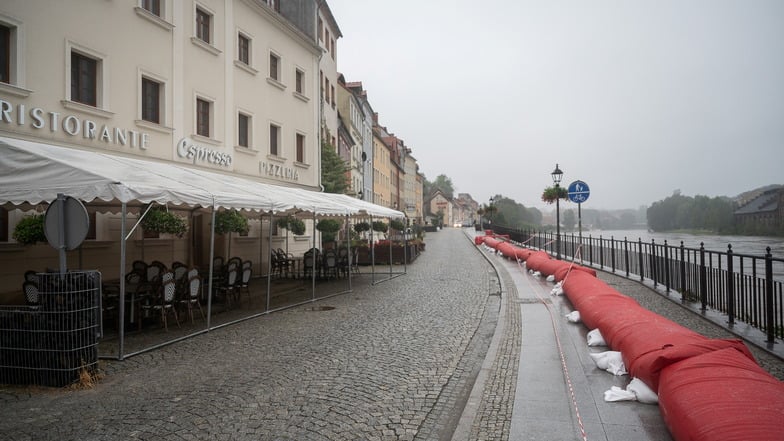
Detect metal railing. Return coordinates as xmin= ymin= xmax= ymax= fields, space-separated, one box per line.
xmin=488 ymin=225 xmax=784 ymax=342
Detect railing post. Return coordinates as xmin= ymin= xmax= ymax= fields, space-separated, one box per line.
xmin=679 ymin=241 xmax=686 ymax=301
xmin=664 ymin=240 xmax=671 ymax=293
xmin=727 ymin=244 xmax=735 ymax=326
xmin=599 ymin=235 xmax=604 ymax=269
xmin=651 ymin=239 xmax=657 ymax=288
xmin=638 ymin=238 xmax=644 ymax=281
xmin=610 ymin=236 xmax=616 ymax=273
xmin=624 ymin=237 xmax=630 ymax=277
xmin=588 ymin=234 xmax=594 ymax=266
xmin=699 ymin=242 xmax=707 ymax=311
xmin=765 ymin=247 xmax=775 ymax=343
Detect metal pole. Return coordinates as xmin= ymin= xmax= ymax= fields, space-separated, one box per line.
xmin=119 ymin=202 xmax=127 ymax=360
xmin=266 ymin=211 xmax=273 ymax=312
xmin=555 ymin=184 xmax=561 ymax=260
xmin=206 ymin=206 xmax=216 ymax=329
xmin=765 ymin=247 xmax=774 ymax=342
xmin=346 ymin=213 xmax=352 ymax=291
xmin=699 ymin=242 xmax=707 ymax=310
xmin=312 ymin=211 xmax=317 ymax=300
xmin=727 ymin=244 xmax=735 ymax=325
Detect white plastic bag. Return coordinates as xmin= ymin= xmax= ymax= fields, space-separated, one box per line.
xmin=589 ymin=351 xmax=627 ymax=376
xmin=586 ymin=328 xmax=607 ymax=347
xmin=532 ymin=271 xmax=542 ymax=278
xmin=551 ymin=286 xmax=564 ymax=296
xmin=546 ymin=274 xmax=555 ymax=282
xmin=565 ymin=311 xmax=581 ymax=323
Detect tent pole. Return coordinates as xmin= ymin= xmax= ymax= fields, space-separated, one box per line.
xmin=118 ymin=202 xmax=127 ymax=360
xmin=266 ymin=211 xmax=273 ymax=312
xmin=388 ymin=223 xmax=393 ymax=278
xmin=206 ymin=205 xmax=216 ymax=330
xmin=370 ymin=215 xmax=375 ymax=284
xmin=403 ymin=218 xmax=408 ymax=275
xmin=346 ymin=213 xmax=352 ymax=292
xmin=311 ymin=210 xmax=316 ymax=301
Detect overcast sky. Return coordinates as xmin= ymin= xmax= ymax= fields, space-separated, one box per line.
xmin=327 ymin=0 xmax=784 ymax=211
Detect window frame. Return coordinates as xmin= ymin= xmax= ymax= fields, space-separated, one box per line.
xmin=195 ymin=7 xmax=211 ymax=44
xmin=71 ymin=51 xmax=98 ymax=107
xmin=269 ymin=51 xmax=280 ymax=81
xmin=0 ymin=23 xmax=9 ymax=84
xmin=269 ymin=123 xmax=280 ymax=156
xmin=238 ymin=32 xmax=250 ymax=66
xmin=141 ymin=0 xmax=161 ymax=16
xmin=295 ymin=68 xmax=304 ymax=95
xmin=141 ymin=77 xmax=161 ymax=124
xmin=238 ymin=112 xmax=251 ymax=148
xmin=196 ymin=97 xmax=211 ymax=138
xmin=295 ymin=133 xmax=305 ymax=163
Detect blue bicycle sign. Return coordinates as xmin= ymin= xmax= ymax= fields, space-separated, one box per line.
xmin=567 ymin=180 xmax=590 ymax=203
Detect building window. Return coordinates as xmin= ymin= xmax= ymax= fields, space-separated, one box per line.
xmin=71 ymin=52 xmax=97 ymax=106
xmin=141 ymin=77 xmax=161 ymax=124
xmin=238 ymin=33 xmax=250 ymax=65
xmin=0 ymin=24 xmax=9 ymax=84
xmin=86 ymin=211 xmax=97 ymax=240
xmin=324 ymin=77 xmax=329 ymax=102
xmin=142 ymin=0 xmax=161 ymax=16
xmin=269 ymin=124 xmax=280 ymax=156
xmin=196 ymin=7 xmax=211 ymax=44
xmin=296 ymin=133 xmax=305 ymax=163
xmin=238 ymin=113 xmax=250 ymax=148
xmin=325 ymin=29 xmax=330 ymax=51
xmin=196 ymin=98 xmax=210 ymax=137
xmin=269 ymin=52 xmax=279 ymax=81
xmin=330 ymin=85 xmax=335 ymax=108
xmin=330 ymin=38 xmax=335 ymax=59
xmin=295 ymin=69 xmax=304 ymax=94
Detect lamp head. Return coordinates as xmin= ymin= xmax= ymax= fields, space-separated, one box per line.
xmin=551 ymin=164 xmax=563 ymax=185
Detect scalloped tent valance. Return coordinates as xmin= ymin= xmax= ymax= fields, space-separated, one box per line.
xmin=0 ymin=136 xmax=404 ymax=219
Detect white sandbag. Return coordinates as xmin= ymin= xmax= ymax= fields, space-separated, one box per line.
xmin=604 ymin=386 xmax=637 ymax=402
xmin=565 ymin=311 xmax=581 ymax=323
xmin=588 ymin=351 xmax=626 ymax=375
xmin=551 ymin=286 xmax=564 ymax=296
xmin=546 ymin=274 xmax=555 ymax=282
xmin=586 ymin=328 xmax=607 ymax=346
xmin=553 ymin=281 xmax=563 ymax=290
xmin=603 ymin=377 xmax=658 ymax=404
xmin=627 ymin=377 xmax=658 ymax=404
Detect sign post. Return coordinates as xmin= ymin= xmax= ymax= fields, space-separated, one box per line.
xmin=567 ymin=180 xmax=590 ymax=247
xmin=44 ymin=194 xmax=90 ymax=275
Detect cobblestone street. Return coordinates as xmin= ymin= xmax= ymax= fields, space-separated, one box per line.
xmin=0 ymin=228 xmax=503 ymax=441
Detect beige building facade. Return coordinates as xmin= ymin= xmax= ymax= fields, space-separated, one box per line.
xmin=0 ymin=0 xmax=329 ymax=286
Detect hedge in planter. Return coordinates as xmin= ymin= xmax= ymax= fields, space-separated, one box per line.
xmin=277 ymin=216 xmax=306 ymax=236
xmin=12 ymin=214 xmax=46 ymax=245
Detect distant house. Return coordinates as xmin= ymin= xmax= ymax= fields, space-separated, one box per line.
xmin=734 ymin=188 xmax=784 ymax=233
xmin=425 ymin=190 xmax=453 ymax=227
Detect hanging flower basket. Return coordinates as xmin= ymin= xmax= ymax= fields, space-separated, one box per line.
xmin=541 ymin=186 xmax=569 ymax=204
xmin=371 ymin=221 xmax=388 ymax=233
xmin=390 ymin=219 xmax=406 ymax=232
xmin=277 ymin=216 xmax=306 ymax=235
xmin=353 ymin=221 xmax=371 ymax=234
xmin=141 ymin=207 xmax=188 ymax=237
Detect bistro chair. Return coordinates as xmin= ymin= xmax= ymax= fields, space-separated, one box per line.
xmin=22 ymin=281 xmax=39 ymax=308
xmin=131 ymin=260 xmax=148 ymax=279
xmin=322 ymin=249 xmax=338 ymax=279
xmin=303 ymin=248 xmax=321 ymax=279
xmin=179 ymin=269 xmax=204 ymax=324
xmin=24 ymin=270 xmax=38 ymax=284
xmin=238 ymin=264 xmax=252 ymax=299
xmin=142 ymin=271 xmax=179 ymax=331
xmin=217 ymin=266 xmax=239 ymax=309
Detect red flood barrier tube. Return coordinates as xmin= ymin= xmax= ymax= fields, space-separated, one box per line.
xmin=658 ymin=347 xmax=784 ymax=441
xmin=524 ymin=251 xmax=551 ymax=272
xmin=629 ymin=338 xmax=756 ymax=393
xmin=474 ymin=236 xmax=485 ymax=246
xmin=484 ymin=237 xmax=501 ymax=250
xmin=553 ymin=264 xmax=596 ymax=282
xmin=496 ymin=242 xmax=517 ymax=259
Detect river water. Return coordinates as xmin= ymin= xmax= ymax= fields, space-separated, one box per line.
xmin=576 ymin=229 xmax=784 ymax=258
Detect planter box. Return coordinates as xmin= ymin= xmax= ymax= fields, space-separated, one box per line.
xmin=356 ymin=244 xmax=420 ymax=265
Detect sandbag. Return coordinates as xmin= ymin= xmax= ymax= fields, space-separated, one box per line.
xmin=658 ymin=347 xmax=784 ymax=441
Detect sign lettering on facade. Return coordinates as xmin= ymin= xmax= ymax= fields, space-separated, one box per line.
xmin=176 ymin=137 xmax=232 ymax=167
xmin=259 ymin=161 xmax=299 ymax=181
xmin=0 ymin=99 xmax=150 ymax=149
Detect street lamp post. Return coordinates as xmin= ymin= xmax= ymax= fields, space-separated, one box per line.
xmin=551 ymin=164 xmax=563 ymax=260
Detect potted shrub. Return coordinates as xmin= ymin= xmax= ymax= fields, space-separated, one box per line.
xmin=215 ymin=210 xmax=249 ymax=257
xmin=12 ymin=214 xmax=46 ymax=245
xmin=141 ymin=206 xmax=188 ymax=237
xmin=277 ymin=216 xmax=306 ymax=236
xmin=316 ymin=218 xmax=343 ymax=248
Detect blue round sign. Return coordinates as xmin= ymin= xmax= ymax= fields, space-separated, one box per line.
xmin=567 ymin=180 xmax=590 ymax=203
